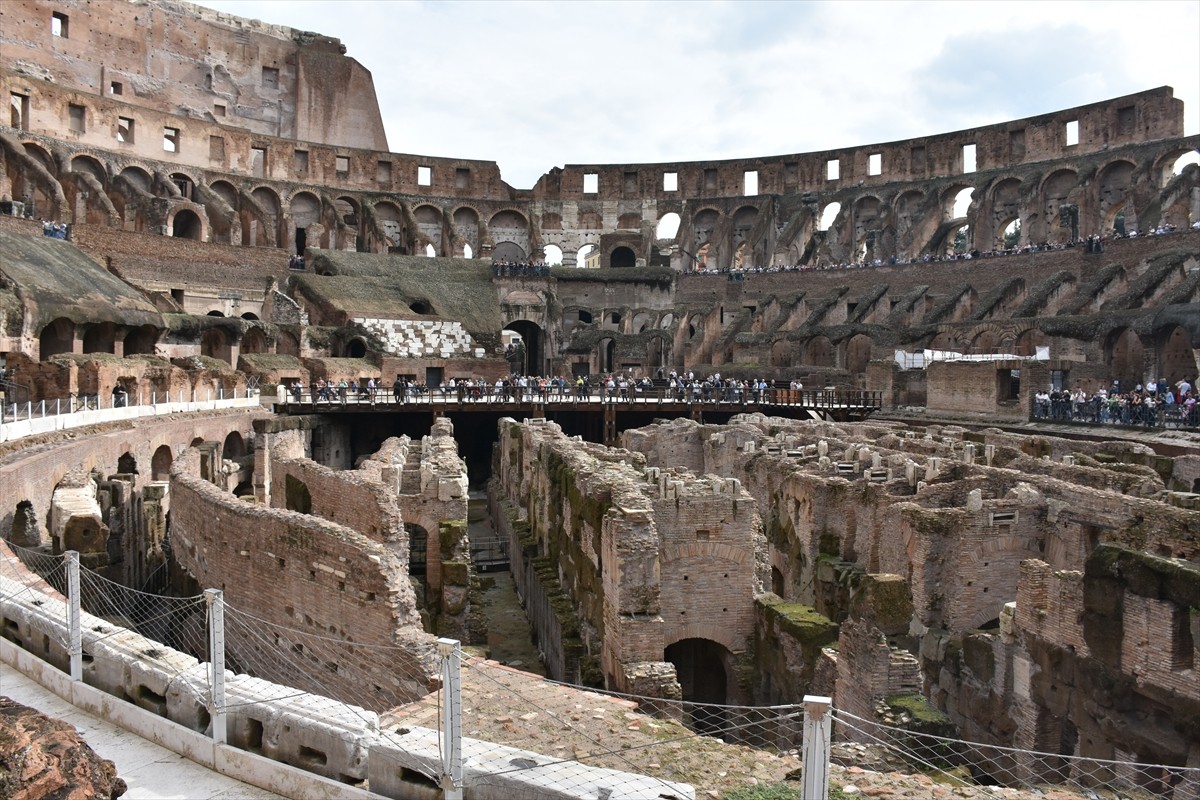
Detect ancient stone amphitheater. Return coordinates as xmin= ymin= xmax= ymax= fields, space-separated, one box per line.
xmin=0 ymin=1 xmax=1197 ymax=798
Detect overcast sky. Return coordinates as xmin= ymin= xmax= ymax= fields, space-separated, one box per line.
xmin=194 ymin=0 xmax=1200 ymax=189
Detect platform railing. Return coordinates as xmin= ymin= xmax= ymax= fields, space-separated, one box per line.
xmin=0 ymin=387 xmax=262 ymax=443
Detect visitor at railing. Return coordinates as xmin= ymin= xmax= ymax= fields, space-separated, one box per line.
xmin=681 ymin=225 xmax=1194 ymax=277
xmin=279 ymin=373 xmax=880 ymax=411
xmin=492 ymin=261 xmax=551 ymax=278
xmin=1031 ymin=379 xmax=1198 ymax=429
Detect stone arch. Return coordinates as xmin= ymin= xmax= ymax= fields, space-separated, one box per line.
xmin=39 ymin=318 xmax=75 ymax=359
xmin=488 ymin=209 xmax=530 ymax=254
xmin=644 ymin=331 xmax=671 ymax=368
xmin=414 ymin=204 xmax=443 ymax=254
xmin=576 ymin=243 xmax=598 ymax=268
xmin=289 ymin=190 xmax=322 ymax=252
xmin=118 ymin=165 xmax=152 ymax=193
xmin=1015 ymin=328 xmax=1045 ymax=357
xmin=123 ymin=325 xmax=158 ymax=356
xmin=664 ymin=637 xmax=734 ymax=736
xmin=804 ymin=336 xmax=835 ymax=367
xmin=284 ymin=474 xmax=311 ymax=514
xmin=609 ymin=245 xmax=636 ymax=268
xmin=928 ymin=330 xmax=960 ymax=352
xmin=577 ymin=210 xmax=602 ymax=230
xmin=818 ymin=202 xmax=841 ymax=232
xmin=344 ymin=337 xmax=368 ymax=358
xmin=9 ymin=499 xmax=44 ymax=548
xmin=201 ymin=327 xmax=232 ymax=364
xmin=22 ymin=142 xmax=56 ymax=174
xmin=1097 ymin=159 xmax=1136 ymax=234
xmin=943 ymin=185 xmax=974 ymax=222
xmin=656 ymin=212 xmax=681 ymax=240
xmin=248 ymin=186 xmax=282 ymax=248
xmin=971 ymin=329 xmax=997 ymax=354
xmin=770 ymin=339 xmax=793 ymax=368
xmin=240 ymin=326 xmax=268 ymax=355
xmin=151 ymin=445 xmax=173 ymax=481
xmin=692 ymin=208 xmax=720 ymax=246
xmin=1105 ymin=327 xmax=1145 ymax=387
xmin=731 ymin=205 xmax=758 ymax=249
xmin=504 ymin=319 xmax=544 ymax=375
xmin=1039 ymin=169 xmax=1079 ymax=244
xmin=988 ymin=177 xmax=1024 ymax=248
xmin=277 ymin=330 xmax=300 ymax=357
xmin=597 ymin=337 xmax=617 ymax=373
xmin=222 ymin=431 xmax=246 ymax=460
xmin=209 ymin=179 xmax=238 ymax=209
xmin=169 ymin=171 xmax=198 ymax=201
xmin=117 ymin=452 xmax=138 ymax=476
xmin=492 ymin=241 xmax=526 ymax=262
xmin=374 ymin=201 xmax=404 ymax=252
xmin=169 ymin=207 xmax=204 ymax=240
xmin=82 ymin=322 xmax=116 ymax=354
xmin=69 ymin=154 xmax=107 ymax=185
xmin=844 ymin=333 xmax=873 ymax=376
xmin=852 ymin=196 xmax=883 ymax=261
xmin=1155 ymin=324 xmax=1194 ymax=385
xmin=1156 ymin=148 xmax=1200 ymax=185
xmin=452 ymin=206 xmax=480 ymax=255
xmin=333 ymin=195 xmax=360 ymax=244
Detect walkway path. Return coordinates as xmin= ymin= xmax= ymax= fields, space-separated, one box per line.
xmin=0 ymin=663 xmax=285 ymax=799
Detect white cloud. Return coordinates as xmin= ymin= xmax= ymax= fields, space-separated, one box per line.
xmin=195 ymin=0 xmax=1199 ymax=188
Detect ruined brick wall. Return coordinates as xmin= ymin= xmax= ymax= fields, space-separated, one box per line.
xmin=268 ymin=457 xmax=403 ymax=543
xmin=70 ymin=224 xmax=290 ymax=294
xmin=170 ymin=447 xmax=437 ymax=709
xmin=0 ymin=409 xmax=261 ymax=550
xmin=1 ymin=0 xmax=387 ymax=151
xmin=493 ymin=418 xmax=765 ymax=700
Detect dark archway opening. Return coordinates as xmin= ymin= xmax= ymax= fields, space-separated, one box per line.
xmin=124 ymin=326 xmax=158 ymax=356
xmin=117 ymin=452 xmax=138 ymax=476
xmin=665 ymin=638 xmax=730 ymax=738
xmin=151 ymin=445 xmax=173 ymax=482
xmin=10 ymin=500 xmax=41 ymax=548
xmin=504 ymin=320 xmax=543 ymax=376
xmin=39 ymin=318 xmax=75 ymax=359
xmin=295 ymin=227 xmax=307 ymax=256
xmin=171 ymin=209 xmax=202 ymax=240
xmin=610 ymin=246 xmax=636 ymax=268
xmin=345 ymin=338 xmax=367 ymax=358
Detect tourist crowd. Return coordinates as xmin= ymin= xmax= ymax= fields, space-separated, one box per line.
xmin=42 ymin=220 xmax=69 ymax=240
xmin=287 ymin=372 xmax=810 ymax=405
xmin=1033 ymin=377 xmax=1198 ymax=428
xmin=681 ymin=223 xmax=1196 ymax=277
xmin=492 ymin=261 xmax=551 ymax=278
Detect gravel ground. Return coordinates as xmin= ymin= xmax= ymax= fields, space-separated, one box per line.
xmin=381 ymin=658 xmax=1094 ymax=799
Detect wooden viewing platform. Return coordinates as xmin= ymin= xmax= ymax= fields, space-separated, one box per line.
xmin=276 ymin=387 xmax=882 ymax=444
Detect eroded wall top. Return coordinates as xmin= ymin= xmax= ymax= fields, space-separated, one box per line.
xmin=1 ymin=0 xmax=388 ymax=151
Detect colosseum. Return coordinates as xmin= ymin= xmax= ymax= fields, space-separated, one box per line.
xmin=1 ymin=1 xmax=1198 ymax=798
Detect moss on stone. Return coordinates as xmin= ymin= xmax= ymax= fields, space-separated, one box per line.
xmin=885 ymin=693 xmax=951 ymax=725
xmin=758 ymin=595 xmax=838 ymax=645
xmin=441 ymin=561 xmax=470 ymax=586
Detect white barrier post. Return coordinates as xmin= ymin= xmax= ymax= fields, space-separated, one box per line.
xmin=206 ymin=589 xmax=227 ymax=744
xmin=437 ymin=637 xmax=463 ymax=800
xmin=802 ymin=695 xmax=832 ymax=800
xmin=67 ymin=550 xmax=82 ymax=682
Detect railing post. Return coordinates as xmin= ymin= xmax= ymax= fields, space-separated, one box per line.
xmin=802 ymin=695 xmax=832 ymax=800
xmin=437 ymin=637 xmax=463 ymax=800
xmin=66 ymin=551 xmax=82 ymax=682
xmin=206 ymin=589 xmax=227 ymax=745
